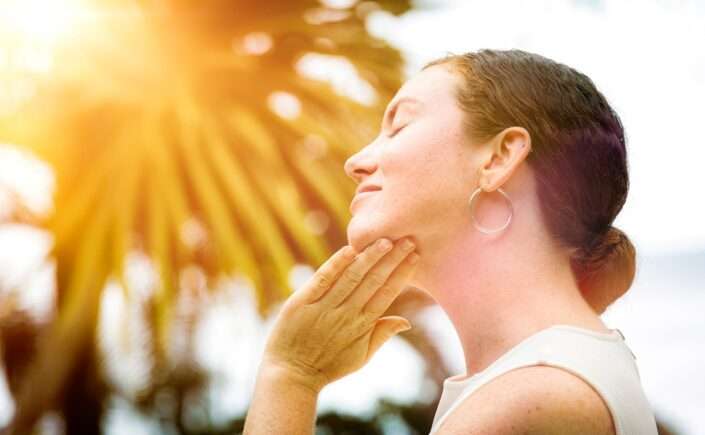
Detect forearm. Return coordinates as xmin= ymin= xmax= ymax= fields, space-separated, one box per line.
xmin=243 ymin=363 xmax=320 ymax=435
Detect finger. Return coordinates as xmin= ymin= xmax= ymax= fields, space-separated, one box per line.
xmin=362 ymin=252 xmax=419 ymax=318
xmin=364 ymin=316 xmax=411 ymax=364
xmin=342 ymin=238 xmax=416 ymax=310
xmin=320 ymin=238 xmax=393 ymax=308
xmin=294 ymin=245 xmax=356 ymax=305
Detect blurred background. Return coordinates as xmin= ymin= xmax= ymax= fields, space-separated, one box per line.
xmin=0 ymin=0 xmax=703 ymax=434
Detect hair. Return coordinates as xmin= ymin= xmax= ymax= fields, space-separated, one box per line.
xmin=422 ymin=49 xmax=635 ymax=314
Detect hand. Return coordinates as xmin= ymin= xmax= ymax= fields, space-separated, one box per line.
xmin=260 ymin=237 xmax=420 ymax=393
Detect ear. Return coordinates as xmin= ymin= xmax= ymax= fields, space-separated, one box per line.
xmin=477 ymin=127 xmax=532 ymax=191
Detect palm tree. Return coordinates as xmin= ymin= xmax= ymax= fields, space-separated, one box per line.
xmin=0 ymin=0 xmax=452 ymax=432
xmin=0 ymin=146 xmax=57 ymax=430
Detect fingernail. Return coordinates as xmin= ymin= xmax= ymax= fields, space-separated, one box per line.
xmin=402 ymin=239 xmax=415 ymax=251
xmin=377 ymin=238 xmax=392 ymax=252
xmin=408 ymin=253 xmax=419 ymax=264
xmin=398 ymin=323 xmax=412 ymax=333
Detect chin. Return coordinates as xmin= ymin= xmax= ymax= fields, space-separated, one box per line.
xmin=346 ymin=210 xmax=396 ymax=252
xmin=346 ymin=208 xmax=413 ymax=253
xmin=346 ymin=217 xmax=378 ymax=253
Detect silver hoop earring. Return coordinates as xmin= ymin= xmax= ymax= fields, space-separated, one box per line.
xmin=468 ymin=187 xmax=513 ymax=234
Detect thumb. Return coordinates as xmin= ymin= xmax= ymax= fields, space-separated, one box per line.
xmin=365 ymin=316 xmax=412 ymax=364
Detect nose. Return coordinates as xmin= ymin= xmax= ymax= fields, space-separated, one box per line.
xmin=344 ymin=145 xmax=378 ymax=184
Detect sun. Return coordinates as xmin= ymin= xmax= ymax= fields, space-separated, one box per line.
xmin=0 ymin=0 xmax=87 ymax=45
xmin=0 ymin=0 xmax=99 ymax=109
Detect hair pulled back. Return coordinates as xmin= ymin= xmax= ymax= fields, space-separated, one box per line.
xmin=423 ymin=49 xmax=635 ymax=314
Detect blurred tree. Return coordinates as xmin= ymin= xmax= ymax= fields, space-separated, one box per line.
xmin=0 ymin=0 xmax=452 ymax=433
xmin=0 ymin=146 xmax=59 ymax=430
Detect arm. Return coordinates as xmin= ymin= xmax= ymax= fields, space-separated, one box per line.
xmin=243 ymin=362 xmax=319 ymax=435
xmin=434 ymin=365 xmax=615 ymax=435
xmin=243 ymin=239 xmax=419 ymax=434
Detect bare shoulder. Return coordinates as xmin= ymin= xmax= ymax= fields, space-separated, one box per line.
xmin=435 ymin=365 xmax=616 ymax=435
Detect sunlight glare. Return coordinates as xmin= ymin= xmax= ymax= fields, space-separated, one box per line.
xmin=0 ymin=0 xmax=86 ymax=45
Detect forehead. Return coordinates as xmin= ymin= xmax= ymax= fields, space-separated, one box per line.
xmin=388 ymin=64 xmax=459 ymax=110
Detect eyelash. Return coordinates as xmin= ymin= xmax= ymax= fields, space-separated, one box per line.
xmin=388 ymin=123 xmax=406 ymax=138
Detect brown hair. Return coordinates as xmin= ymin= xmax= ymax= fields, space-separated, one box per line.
xmin=423 ymin=49 xmax=635 ymax=314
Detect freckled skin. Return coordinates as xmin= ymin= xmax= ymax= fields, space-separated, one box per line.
xmin=436 ymin=366 xmax=616 ymax=435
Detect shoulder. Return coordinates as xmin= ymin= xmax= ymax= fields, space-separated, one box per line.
xmin=435 ymin=365 xmax=616 ymax=435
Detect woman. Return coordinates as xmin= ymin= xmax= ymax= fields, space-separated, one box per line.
xmin=243 ymin=49 xmax=658 ymax=434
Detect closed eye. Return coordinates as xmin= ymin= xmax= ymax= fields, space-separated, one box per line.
xmin=388 ymin=124 xmax=406 ymax=138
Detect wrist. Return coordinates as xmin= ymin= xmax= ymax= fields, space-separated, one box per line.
xmin=258 ymin=360 xmax=325 ymax=396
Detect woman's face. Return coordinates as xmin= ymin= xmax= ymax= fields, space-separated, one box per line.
xmin=344 ymin=64 xmax=482 ymax=254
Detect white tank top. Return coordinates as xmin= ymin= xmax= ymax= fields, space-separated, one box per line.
xmin=430 ymin=324 xmax=658 ymax=435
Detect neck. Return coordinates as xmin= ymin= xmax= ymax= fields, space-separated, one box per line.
xmin=413 ymin=214 xmax=607 ymax=378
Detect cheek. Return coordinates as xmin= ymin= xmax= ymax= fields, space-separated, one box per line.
xmin=402 ymin=137 xmax=472 ymax=234
xmin=346 ymin=139 xmax=467 ymax=250
xmin=385 ymin=133 xmax=465 ymax=210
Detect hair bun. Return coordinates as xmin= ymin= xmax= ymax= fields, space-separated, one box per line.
xmin=571 ymin=225 xmax=636 ymax=314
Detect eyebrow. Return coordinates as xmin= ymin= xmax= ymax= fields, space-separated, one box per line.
xmin=382 ymin=96 xmax=422 ymax=130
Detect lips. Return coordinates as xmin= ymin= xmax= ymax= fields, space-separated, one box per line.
xmin=350 ymin=187 xmax=381 ymax=212
xmin=356 ymin=185 xmax=382 ymax=195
